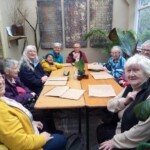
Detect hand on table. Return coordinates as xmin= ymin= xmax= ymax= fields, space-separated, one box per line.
xmin=41 ymin=75 xmax=48 ymax=83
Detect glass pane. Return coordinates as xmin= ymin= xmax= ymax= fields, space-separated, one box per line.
xmin=140 ymin=0 xmax=150 ymax=6
xmin=138 ymin=7 xmax=150 ymax=45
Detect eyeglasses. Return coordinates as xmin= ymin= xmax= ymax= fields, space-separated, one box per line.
xmin=142 ymin=49 xmax=150 ymax=53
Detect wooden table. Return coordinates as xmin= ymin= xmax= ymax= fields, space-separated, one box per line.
xmin=35 ymin=64 xmax=123 ymax=150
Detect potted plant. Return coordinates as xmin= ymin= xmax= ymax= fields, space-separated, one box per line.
xmin=74 ymin=59 xmax=88 ymax=80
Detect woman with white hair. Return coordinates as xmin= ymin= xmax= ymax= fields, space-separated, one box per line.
xmin=97 ymin=54 xmax=150 ymax=150
xmin=104 ymin=46 xmax=126 ymax=82
xmin=46 ymin=42 xmax=63 ymax=63
xmin=19 ymin=45 xmax=48 ymax=96
xmin=3 ymin=58 xmax=36 ymax=109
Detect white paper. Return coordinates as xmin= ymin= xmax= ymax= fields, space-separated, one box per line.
xmin=88 ymin=63 xmax=104 ymax=70
xmin=90 ymin=72 xmax=113 ymax=79
xmin=45 ymin=86 xmax=69 ymax=96
xmin=48 ymin=76 xmax=68 ymax=81
xmin=89 ymin=85 xmax=116 ymax=97
xmin=44 ymin=80 xmax=67 ymax=86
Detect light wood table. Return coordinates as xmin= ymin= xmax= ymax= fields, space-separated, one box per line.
xmin=35 ymin=64 xmax=123 ymax=150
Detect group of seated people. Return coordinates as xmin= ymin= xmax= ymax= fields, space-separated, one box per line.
xmin=0 ymin=39 xmax=150 ymax=150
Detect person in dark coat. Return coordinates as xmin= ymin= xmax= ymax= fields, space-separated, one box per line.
xmin=19 ymin=45 xmax=48 ymax=96
xmin=3 ymin=58 xmax=36 ymax=108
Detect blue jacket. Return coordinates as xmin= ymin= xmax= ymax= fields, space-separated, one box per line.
xmin=5 ymin=77 xmax=33 ymax=105
xmin=47 ymin=50 xmax=63 ymax=63
xmin=105 ymin=56 xmax=126 ymax=81
xmin=19 ymin=62 xmax=46 ymax=96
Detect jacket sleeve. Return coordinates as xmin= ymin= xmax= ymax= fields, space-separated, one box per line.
xmin=112 ymin=113 xmax=150 ymax=148
xmin=55 ymin=62 xmax=63 ymax=69
xmin=81 ymin=52 xmax=88 ymax=63
xmin=0 ymin=108 xmax=46 ymax=150
xmin=19 ymin=65 xmax=43 ymax=87
xmin=66 ymin=54 xmax=74 ymax=63
xmin=5 ymin=91 xmax=32 ymax=105
xmin=107 ymin=88 xmax=127 ymax=112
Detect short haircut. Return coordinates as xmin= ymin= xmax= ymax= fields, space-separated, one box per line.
xmin=111 ymin=46 xmax=122 ymax=54
xmin=53 ymin=42 xmax=62 ymax=48
xmin=124 ymin=54 xmax=150 ymax=77
xmin=3 ymin=58 xmax=18 ymax=73
xmin=142 ymin=40 xmax=150 ymax=48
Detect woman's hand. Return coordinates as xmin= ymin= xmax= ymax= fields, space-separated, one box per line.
xmin=41 ymin=75 xmax=48 ymax=83
xmin=40 ymin=131 xmax=53 ymax=142
xmin=124 ymin=91 xmax=138 ymax=105
xmin=33 ymin=121 xmax=43 ymax=130
xmin=31 ymin=92 xmax=36 ymax=97
xmin=99 ymin=139 xmax=114 ymax=150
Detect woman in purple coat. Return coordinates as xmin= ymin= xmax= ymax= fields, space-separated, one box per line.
xmin=3 ymin=58 xmax=36 ymax=107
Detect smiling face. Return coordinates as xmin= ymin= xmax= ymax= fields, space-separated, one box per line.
xmin=111 ymin=49 xmax=120 ymax=61
xmin=141 ymin=44 xmax=150 ymax=58
xmin=0 ymin=74 xmax=5 ymax=96
xmin=125 ymin=65 xmax=148 ymax=89
xmin=46 ymin=55 xmax=54 ymax=63
xmin=54 ymin=47 xmax=61 ymax=54
xmin=27 ymin=48 xmax=37 ymax=61
xmin=73 ymin=43 xmax=81 ymax=53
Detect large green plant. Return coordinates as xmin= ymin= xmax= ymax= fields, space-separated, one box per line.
xmin=134 ymin=98 xmax=150 ymax=121
xmin=84 ymin=28 xmax=137 ymax=57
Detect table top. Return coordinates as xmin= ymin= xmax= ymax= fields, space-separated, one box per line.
xmin=34 ymin=64 xmax=122 ymax=109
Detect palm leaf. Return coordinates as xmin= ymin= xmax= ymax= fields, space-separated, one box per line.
xmin=134 ymin=98 xmax=150 ymax=121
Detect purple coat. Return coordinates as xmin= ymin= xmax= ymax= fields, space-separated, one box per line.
xmin=4 ymin=77 xmax=33 ymax=105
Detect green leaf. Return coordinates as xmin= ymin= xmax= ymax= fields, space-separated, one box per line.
xmin=134 ymin=98 xmax=150 ymax=121
xmin=74 ymin=59 xmax=85 ymax=71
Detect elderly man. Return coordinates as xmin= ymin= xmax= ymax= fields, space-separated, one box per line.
xmin=141 ymin=40 xmax=150 ymax=59
xmin=46 ymin=42 xmax=63 ymax=63
xmin=66 ymin=42 xmax=88 ymax=63
xmin=104 ymin=46 xmax=126 ymax=82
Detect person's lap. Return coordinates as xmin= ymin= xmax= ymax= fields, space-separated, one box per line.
xmin=43 ymin=133 xmax=67 ymax=150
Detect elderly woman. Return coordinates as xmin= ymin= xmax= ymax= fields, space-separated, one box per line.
xmin=46 ymin=43 xmax=63 ymax=64
xmin=19 ymin=45 xmax=48 ymax=96
xmin=66 ymin=42 xmax=88 ymax=63
xmin=104 ymin=46 xmax=126 ymax=82
xmin=141 ymin=40 xmax=150 ymax=59
xmin=97 ymin=54 xmax=150 ymax=150
xmin=3 ymin=58 xmax=36 ymax=108
xmin=0 ymin=73 xmax=66 ymax=150
xmin=41 ymin=54 xmax=63 ymax=75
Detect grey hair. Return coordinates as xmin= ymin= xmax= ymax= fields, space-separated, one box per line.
xmin=3 ymin=58 xmax=18 ymax=73
xmin=53 ymin=42 xmax=62 ymax=48
xmin=124 ymin=54 xmax=150 ymax=77
xmin=142 ymin=40 xmax=150 ymax=48
xmin=19 ymin=45 xmax=39 ymax=71
xmin=111 ymin=46 xmax=122 ymax=55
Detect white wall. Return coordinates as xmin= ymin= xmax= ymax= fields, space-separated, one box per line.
xmin=0 ymin=0 xmax=137 ymax=62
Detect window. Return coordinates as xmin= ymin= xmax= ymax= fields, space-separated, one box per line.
xmin=137 ymin=0 xmax=150 ymax=45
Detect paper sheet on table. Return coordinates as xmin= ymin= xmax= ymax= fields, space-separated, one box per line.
xmin=48 ymin=76 xmax=68 ymax=81
xmin=90 ymin=72 xmax=113 ymax=79
xmin=88 ymin=63 xmax=104 ymax=70
xmin=44 ymin=80 xmax=67 ymax=86
xmin=62 ymin=63 xmax=72 ymax=67
xmin=89 ymin=85 xmax=116 ymax=97
xmin=60 ymin=89 xmax=85 ymax=100
xmin=45 ymin=86 xmax=69 ymax=96
xmin=45 ymin=86 xmax=85 ymax=100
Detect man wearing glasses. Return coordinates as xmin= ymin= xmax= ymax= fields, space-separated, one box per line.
xmin=141 ymin=40 xmax=150 ymax=59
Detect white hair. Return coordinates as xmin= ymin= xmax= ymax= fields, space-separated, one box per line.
xmin=53 ymin=42 xmax=62 ymax=48
xmin=19 ymin=45 xmax=39 ymax=71
xmin=3 ymin=58 xmax=18 ymax=73
xmin=142 ymin=40 xmax=150 ymax=48
xmin=124 ymin=54 xmax=150 ymax=77
xmin=111 ymin=46 xmax=122 ymax=55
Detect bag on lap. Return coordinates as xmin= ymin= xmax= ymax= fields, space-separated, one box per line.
xmin=65 ymin=133 xmax=84 ymax=150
